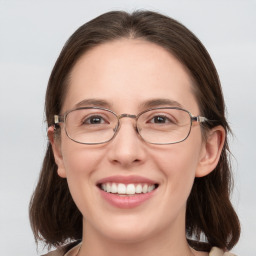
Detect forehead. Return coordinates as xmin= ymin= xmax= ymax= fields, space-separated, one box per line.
xmin=63 ymin=39 xmax=198 ymax=114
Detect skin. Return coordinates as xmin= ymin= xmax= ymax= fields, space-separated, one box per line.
xmin=49 ymin=39 xmax=225 ymax=256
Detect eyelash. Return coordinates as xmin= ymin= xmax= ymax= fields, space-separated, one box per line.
xmin=82 ymin=115 xmax=108 ymax=125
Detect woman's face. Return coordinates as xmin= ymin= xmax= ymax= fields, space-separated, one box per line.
xmin=52 ymin=39 xmax=208 ymax=243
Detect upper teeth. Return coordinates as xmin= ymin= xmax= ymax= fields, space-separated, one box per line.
xmin=101 ymin=183 xmax=156 ymax=195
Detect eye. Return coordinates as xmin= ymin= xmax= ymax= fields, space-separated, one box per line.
xmin=149 ymin=115 xmax=174 ymax=124
xmin=83 ymin=115 xmax=108 ymax=125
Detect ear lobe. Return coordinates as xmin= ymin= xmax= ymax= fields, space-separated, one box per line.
xmin=196 ymin=125 xmax=225 ymax=178
xmin=48 ymin=126 xmax=67 ymax=178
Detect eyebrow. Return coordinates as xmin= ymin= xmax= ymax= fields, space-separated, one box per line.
xmin=73 ymin=98 xmax=183 ymax=111
xmin=139 ymin=98 xmax=183 ymax=109
xmin=74 ymin=99 xmax=112 ymax=109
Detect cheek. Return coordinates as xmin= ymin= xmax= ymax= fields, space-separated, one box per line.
xmin=156 ymin=148 xmax=197 ymax=192
xmin=152 ymin=132 xmax=202 ymax=201
xmin=61 ymin=135 xmax=105 ymax=177
xmin=60 ymin=139 xmax=103 ymax=185
xmin=155 ymin=142 xmax=201 ymax=176
xmin=60 ymin=143 xmax=107 ymax=218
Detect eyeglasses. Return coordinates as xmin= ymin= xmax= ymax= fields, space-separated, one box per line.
xmin=54 ymin=107 xmax=209 ymax=145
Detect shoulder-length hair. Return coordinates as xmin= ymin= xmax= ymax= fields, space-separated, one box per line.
xmin=29 ymin=10 xmax=240 ymax=251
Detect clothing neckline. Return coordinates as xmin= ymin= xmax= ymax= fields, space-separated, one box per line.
xmin=63 ymin=242 xmax=236 ymax=256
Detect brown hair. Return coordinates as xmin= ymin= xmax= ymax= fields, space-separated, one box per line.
xmin=29 ymin=10 xmax=240 ymax=251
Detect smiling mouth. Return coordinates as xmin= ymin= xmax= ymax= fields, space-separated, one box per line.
xmin=98 ymin=183 xmax=159 ymax=196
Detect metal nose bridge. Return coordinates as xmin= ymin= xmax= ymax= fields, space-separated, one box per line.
xmin=114 ymin=113 xmax=139 ymax=134
xmin=118 ymin=113 xmax=137 ymax=120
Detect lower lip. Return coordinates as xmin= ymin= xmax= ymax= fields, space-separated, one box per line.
xmin=98 ymin=188 xmax=157 ymax=209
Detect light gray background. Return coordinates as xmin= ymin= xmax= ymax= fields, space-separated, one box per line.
xmin=0 ymin=1 xmax=255 ymax=255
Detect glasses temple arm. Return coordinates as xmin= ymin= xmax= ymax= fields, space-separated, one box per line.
xmin=192 ymin=116 xmax=209 ymax=123
xmin=54 ymin=115 xmax=64 ymax=124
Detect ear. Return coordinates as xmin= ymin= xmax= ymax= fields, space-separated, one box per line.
xmin=196 ymin=125 xmax=225 ymax=177
xmin=48 ymin=126 xmax=67 ymax=178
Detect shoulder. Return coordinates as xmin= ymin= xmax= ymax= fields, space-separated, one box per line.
xmin=209 ymin=247 xmax=237 ymax=256
xmin=41 ymin=241 xmax=81 ymax=256
xmin=41 ymin=248 xmax=64 ymax=256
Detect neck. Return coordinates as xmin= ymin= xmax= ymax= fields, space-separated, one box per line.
xmin=79 ymin=218 xmax=195 ymax=256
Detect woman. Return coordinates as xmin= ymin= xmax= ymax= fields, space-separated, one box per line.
xmin=29 ymin=10 xmax=240 ymax=256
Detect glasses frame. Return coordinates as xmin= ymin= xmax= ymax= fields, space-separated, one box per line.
xmin=54 ymin=107 xmax=209 ymax=145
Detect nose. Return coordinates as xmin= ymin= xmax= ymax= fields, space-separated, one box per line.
xmin=107 ymin=117 xmax=146 ymax=168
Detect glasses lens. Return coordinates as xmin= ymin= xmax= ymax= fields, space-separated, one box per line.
xmin=65 ymin=108 xmax=117 ymax=144
xmin=137 ymin=108 xmax=191 ymax=144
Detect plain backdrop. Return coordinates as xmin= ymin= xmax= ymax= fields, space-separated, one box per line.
xmin=0 ymin=1 xmax=255 ymax=255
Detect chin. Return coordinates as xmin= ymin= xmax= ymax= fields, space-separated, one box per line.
xmin=105 ymin=226 xmax=154 ymax=244
xmin=93 ymin=214 xmax=161 ymax=243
